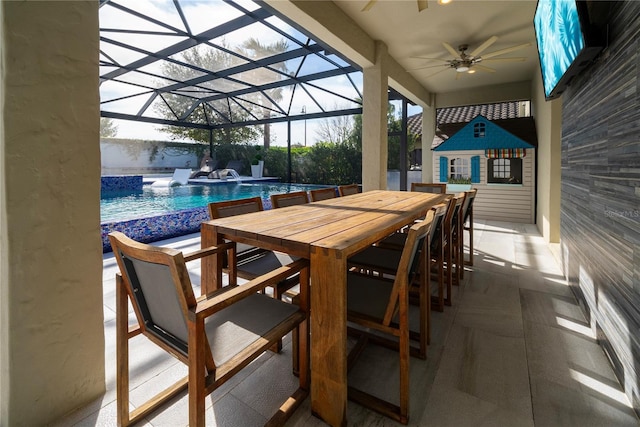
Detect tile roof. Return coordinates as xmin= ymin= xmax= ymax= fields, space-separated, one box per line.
xmin=433 ymin=115 xmax=535 ymax=151
xmin=437 ymin=101 xmax=523 ymax=124
xmin=406 ymin=101 xmax=536 ymax=149
xmin=407 ymin=101 xmax=525 ymax=137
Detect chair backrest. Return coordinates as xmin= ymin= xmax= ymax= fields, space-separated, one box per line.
xmin=270 ymin=191 xmax=309 ymax=208
xmin=438 ymin=196 xmax=457 ymax=236
xmin=200 ymin=159 xmax=224 ymax=172
xmin=445 ymin=193 xmax=465 ymax=236
xmin=428 ymin=203 xmax=448 ymax=246
xmin=411 ymin=182 xmax=447 ymax=194
xmin=309 ymin=187 xmax=337 ymax=202
xmin=109 ymin=231 xmax=196 ymax=359
xmin=338 ymin=184 xmax=359 ymax=196
xmin=170 ymin=168 xmax=192 ymax=185
xmin=462 ymin=188 xmax=477 ymax=225
xmin=209 ymin=159 xmax=225 ymax=171
xmin=208 ymin=196 xmax=263 ymax=219
xmin=452 ymin=192 xmax=467 ymax=231
xmin=225 ymin=159 xmax=245 ymax=174
xmin=382 ymin=210 xmax=434 ymax=326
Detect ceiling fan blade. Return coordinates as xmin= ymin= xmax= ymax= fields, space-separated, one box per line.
xmin=481 ymin=43 xmax=531 ymax=59
xmin=425 ymin=67 xmax=450 ymax=79
xmin=474 ymin=65 xmax=497 ymax=73
xmin=482 ymin=57 xmax=526 ymax=63
xmin=417 ymin=0 xmax=428 ymax=11
xmin=361 ymin=0 xmax=377 ymax=12
xmin=470 ymin=36 xmax=498 ymax=57
xmin=410 ymin=64 xmax=449 ymax=71
xmin=443 ymin=42 xmax=460 ymax=58
xmin=410 ymin=56 xmax=450 ymax=62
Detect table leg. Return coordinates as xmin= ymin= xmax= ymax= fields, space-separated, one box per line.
xmin=200 ymin=223 xmax=222 ymax=294
xmin=310 ymin=246 xmax=347 ymax=427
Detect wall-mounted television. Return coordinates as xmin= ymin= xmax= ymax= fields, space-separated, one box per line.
xmin=534 ymin=0 xmax=605 ymax=100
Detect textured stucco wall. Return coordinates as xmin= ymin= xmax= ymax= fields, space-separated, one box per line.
xmin=100 ymin=138 xmax=199 ymax=174
xmin=361 ymin=41 xmax=390 ymax=191
xmin=1 ymin=2 xmax=105 ymax=425
xmin=532 ymin=70 xmax=562 ymax=243
xmin=0 ymin=1 xmax=6 ymax=423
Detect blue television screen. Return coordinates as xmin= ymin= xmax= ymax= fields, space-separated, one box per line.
xmin=534 ymin=0 xmax=586 ymax=99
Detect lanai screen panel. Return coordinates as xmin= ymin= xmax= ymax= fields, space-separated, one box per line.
xmin=99 ymin=0 xmax=363 ymax=130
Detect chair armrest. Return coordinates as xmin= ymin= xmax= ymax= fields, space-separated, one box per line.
xmin=183 ymin=242 xmax=236 ymax=263
xmin=189 ymin=258 xmax=309 ymax=321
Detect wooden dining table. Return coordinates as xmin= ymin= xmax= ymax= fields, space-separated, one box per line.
xmin=200 ymin=189 xmax=448 ymax=426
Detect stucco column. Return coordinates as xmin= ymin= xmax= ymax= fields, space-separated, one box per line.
xmin=362 ymin=41 xmax=389 ymax=191
xmin=421 ymin=99 xmax=436 ymax=182
xmin=1 ymin=2 xmax=104 ymax=426
xmin=533 ymin=73 xmax=561 ymax=243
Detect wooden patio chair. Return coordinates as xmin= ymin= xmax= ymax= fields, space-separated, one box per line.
xmin=208 ymin=197 xmax=301 ymax=315
xmin=309 ymin=187 xmax=337 ymax=201
xmin=428 ymin=202 xmax=451 ymax=311
xmin=462 ymin=188 xmax=478 ymax=267
xmin=446 ymin=193 xmax=466 ymax=291
xmin=378 ymin=197 xmax=459 ymax=307
xmin=346 ymin=211 xmax=434 ymax=424
xmin=410 ymin=182 xmax=447 ymax=193
xmin=338 ymin=184 xmax=360 ymax=196
xmin=347 ymin=205 xmax=445 ymax=357
xmin=270 ymin=191 xmax=309 ymax=208
xmin=360 ymin=199 xmax=451 ymax=312
xmin=208 ymin=196 xmax=267 ymax=263
xmin=108 ymin=231 xmax=310 ymax=427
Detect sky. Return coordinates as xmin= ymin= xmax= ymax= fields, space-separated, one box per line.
xmin=100 ymin=0 xmax=422 ymax=147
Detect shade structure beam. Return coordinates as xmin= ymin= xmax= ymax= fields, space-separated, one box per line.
xmin=100 ymin=0 xmax=364 ymax=132
xmin=101 ymin=7 xmax=272 ymax=81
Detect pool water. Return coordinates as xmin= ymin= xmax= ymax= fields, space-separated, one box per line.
xmin=101 ymin=182 xmax=329 ymax=223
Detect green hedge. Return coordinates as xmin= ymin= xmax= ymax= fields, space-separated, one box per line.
xmin=208 ymin=143 xmax=362 ymax=185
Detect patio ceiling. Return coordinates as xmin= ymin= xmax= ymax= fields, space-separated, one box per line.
xmin=99 ymin=0 xmax=365 ymax=131
xmin=331 ymin=0 xmax=538 ymax=96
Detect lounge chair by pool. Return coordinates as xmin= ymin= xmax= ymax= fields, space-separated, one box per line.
xmin=207 ymin=160 xmax=246 ymax=179
xmin=189 ymin=159 xmax=224 ymax=179
xmin=151 ymin=168 xmax=192 ymax=187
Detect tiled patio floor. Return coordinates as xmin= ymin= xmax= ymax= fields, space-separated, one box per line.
xmin=55 ymin=220 xmax=639 ymax=426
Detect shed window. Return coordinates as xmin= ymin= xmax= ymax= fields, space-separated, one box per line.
xmin=449 ymin=158 xmax=470 ymax=180
xmin=487 ymin=158 xmax=523 ymax=184
xmin=474 ymin=123 xmax=486 ymax=138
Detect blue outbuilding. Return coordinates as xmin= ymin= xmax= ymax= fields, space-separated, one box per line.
xmin=432 ymin=115 xmax=537 ymax=223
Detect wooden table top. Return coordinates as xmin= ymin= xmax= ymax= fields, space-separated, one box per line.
xmin=203 ymin=190 xmax=448 ymax=258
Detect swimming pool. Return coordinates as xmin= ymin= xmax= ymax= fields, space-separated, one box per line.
xmin=101 ymin=182 xmax=329 ymax=223
xmin=100 ymin=181 xmax=334 ymax=252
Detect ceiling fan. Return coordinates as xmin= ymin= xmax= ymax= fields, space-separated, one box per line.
xmin=362 ymin=0 xmax=429 ymax=12
xmin=411 ymin=36 xmax=531 ymax=77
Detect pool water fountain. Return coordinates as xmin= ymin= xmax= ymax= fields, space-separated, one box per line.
xmin=227 ymin=169 xmax=242 ymax=182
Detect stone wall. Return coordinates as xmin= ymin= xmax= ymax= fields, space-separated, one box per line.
xmin=560 ymin=1 xmax=640 ymax=412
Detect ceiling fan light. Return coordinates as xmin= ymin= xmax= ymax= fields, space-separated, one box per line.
xmin=456 ymin=65 xmax=469 ymax=72
xmin=467 ymin=69 xmax=476 ymax=74
xmin=438 ymin=0 xmax=452 ymax=4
